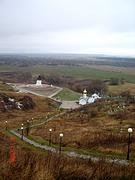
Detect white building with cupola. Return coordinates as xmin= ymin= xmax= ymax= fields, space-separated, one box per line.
xmin=36 ymin=75 xmax=42 ymax=86
xmin=79 ymin=89 xmax=101 ymax=105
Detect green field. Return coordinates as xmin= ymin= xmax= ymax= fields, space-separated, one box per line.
xmin=1 ymin=64 xmax=135 ymax=83
xmin=53 ymin=88 xmax=81 ymax=101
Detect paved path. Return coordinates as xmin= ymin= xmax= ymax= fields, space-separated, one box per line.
xmin=9 ymin=83 xmax=63 ymax=98
xmin=9 ymin=129 xmax=129 ymax=166
xmin=60 ymin=100 xmax=80 ymax=109
xmin=10 ymin=130 xmax=57 ymax=153
xmin=30 ymin=112 xmax=65 ymax=128
xmin=9 ymin=113 xmax=130 ymax=166
xmin=48 ymin=87 xmax=63 ymax=98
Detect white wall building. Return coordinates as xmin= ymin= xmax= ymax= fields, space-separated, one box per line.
xmin=36 ymin=75 xmax=42 ymax=86
xmin=79 ymin=89 xmax=101 ymax=105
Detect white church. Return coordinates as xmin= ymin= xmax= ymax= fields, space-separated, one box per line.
xmin=79 ymin=89 xmax=101 ymax=105
xmin=36 ymin=75 xmax=42 ymax=86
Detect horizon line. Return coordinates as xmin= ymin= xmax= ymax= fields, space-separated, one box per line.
xmin=0 ymin=52 xmax=135 ymax=58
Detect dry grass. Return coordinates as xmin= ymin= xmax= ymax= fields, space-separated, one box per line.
xmin=2 ymin=79 xmax=135 ymax=178
xmin=1 ymin=132 xmax=135 ymax=180
xmin=0 ymin=92 xmax=59 ymax=130
xmin=0 ymin=81 xmax=14 ymax=92
xmin=31 ymin=99 xmax=135 ymax=158
xmin=108 ymin=83 xmax=135 ymax=95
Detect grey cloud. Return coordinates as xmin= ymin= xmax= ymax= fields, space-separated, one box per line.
xmin=0 ymin=0 xmax=135 ymax=55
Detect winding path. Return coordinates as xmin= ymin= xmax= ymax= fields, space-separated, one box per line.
xmin=9 ymin=114 xmax=130 ymax=166
xmin=10 ymin=129 xmax=129 ymax=165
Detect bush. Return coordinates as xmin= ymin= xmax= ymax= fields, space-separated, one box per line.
xmin=19 ymin=96 xmax=35 ymax=110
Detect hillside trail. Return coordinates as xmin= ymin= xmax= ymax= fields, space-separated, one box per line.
xmin=9 ymin=113 xmax=131 ymax=166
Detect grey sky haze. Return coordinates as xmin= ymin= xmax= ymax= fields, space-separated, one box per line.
xmin=0 ymin=0 xmax=135 ymax=56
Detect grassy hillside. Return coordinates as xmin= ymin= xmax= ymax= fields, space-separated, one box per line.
xmin=1 ymin=65 xmax=135 ymax=178
xmin=30 ymin=98 xmax=135 ymax=160
xmin=53 ymin=88 xmax=81 ymax=101
xmin=1 ymin=132 xmax=135 ymax=179
xmin=1 ymin=88 xmax=135 ymax=179
xmin=108 ymin=83 xmax=135 ymax=95
xmin=0 ymin=81 xmax=14 ymax=92
xmin=0 ymin=92 xmax=59 ymax=130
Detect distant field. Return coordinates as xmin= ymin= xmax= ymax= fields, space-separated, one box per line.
xmin=108 ymin=83 xmax=135 ymax=95
xmin=87 ymin=65 xmax=135 ymax=75
xmin=1 ymin=64 xmax=135 ymax=83
xmin=0 ymin=65 xmax=17 ymax=72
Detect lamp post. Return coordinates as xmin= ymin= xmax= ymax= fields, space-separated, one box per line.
xmin=21 ymin=126 xmax=24 ymax=140
xmin=26 ymin=120 xmax=30 ymax=136
xmin=127 ymin=128 xmax=133 ymax=160
xmin=59 ymin=133 xmax=63 ymax=154
xmin=49 ymin=128 xmax=52 ymax=146
xmin=31 ymin=118 xmax=34 ymax=124
xmin=5 ymin=121 xmax=8 ymax=130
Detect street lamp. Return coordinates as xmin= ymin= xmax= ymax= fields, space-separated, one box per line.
xmin=26 ymin=120 xmax=30 ymax=136
xmin=31 ymin=118 xmax=34 ymax=124
xmin=49 ymin=128 xmax=52 ymax=146
xmin=21 ymin=126 xmax=24 ymax=140
xmin=5 ymin=121 xmax=8 ymax=130
xmin=127 ymin=128 xmax=133 ymax=160
xmin=59 ymin=133 xmax=63 ymax=154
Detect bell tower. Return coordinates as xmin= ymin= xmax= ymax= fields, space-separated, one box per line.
xmin=83 ymin=89 xmax=87 ymax=98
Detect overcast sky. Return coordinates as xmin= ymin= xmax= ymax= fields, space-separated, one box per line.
xmin=0 ymin=0 xmax=135 ymax=56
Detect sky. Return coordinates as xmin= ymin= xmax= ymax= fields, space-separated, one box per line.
xmin=0 ymin=0 xmax=135 ymax=56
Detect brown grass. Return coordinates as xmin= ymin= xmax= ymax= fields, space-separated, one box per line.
xmin=1 ymin=132 xmax=135 ymax=180
xmin=1 ymin=81 xmax=135 ymax=179
xmin=31 ymin=99 xmax=135 ymax=158
xmin=108 ymin=83 xmax=135 ymax=95
xmin=0 ymin=92 xmax=59 ymax=130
